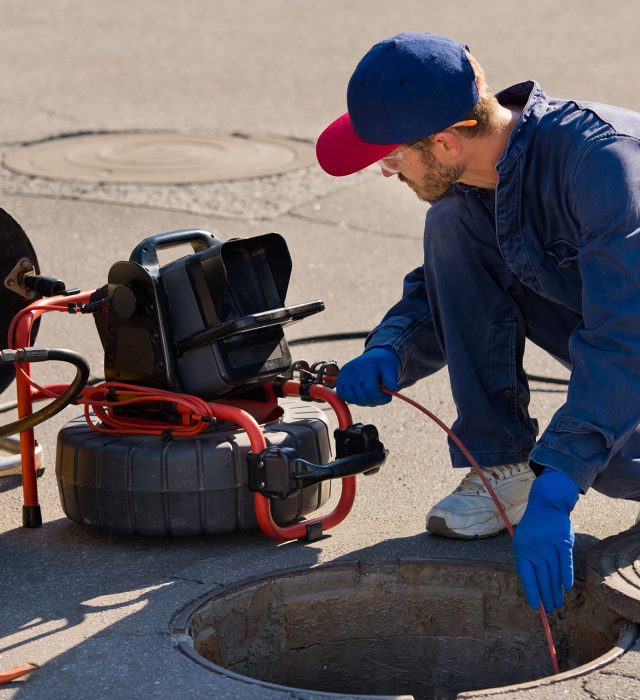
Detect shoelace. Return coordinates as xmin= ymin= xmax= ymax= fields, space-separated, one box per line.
xmin=454 ymin=463 xmax=524 ymax=494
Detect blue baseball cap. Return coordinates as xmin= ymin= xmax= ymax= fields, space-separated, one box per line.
xmin=317 ymin=32 xmax=479 ymax=176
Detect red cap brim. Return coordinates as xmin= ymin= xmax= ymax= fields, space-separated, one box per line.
xmin=316 ymin=112 xmax=398 ymax=176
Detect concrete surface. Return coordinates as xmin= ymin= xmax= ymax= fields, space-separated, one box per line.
xmin=0 ymin=2 xmax=639 ymax=698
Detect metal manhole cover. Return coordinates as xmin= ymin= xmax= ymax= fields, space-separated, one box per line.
xmin=587 ymin=526 xmax=640 ymax=624
xmin=3 ymin=132 xmax=316 ymax=184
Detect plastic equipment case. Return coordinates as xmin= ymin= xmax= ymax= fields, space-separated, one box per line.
xmin=101 ymin=229 xmax=323 ymax=398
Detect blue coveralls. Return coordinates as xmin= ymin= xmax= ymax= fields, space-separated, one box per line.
xmin=365 ymin=81 xmax=640 ymax=499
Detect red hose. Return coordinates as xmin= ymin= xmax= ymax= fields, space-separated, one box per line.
xmin=0 ymin=663 xmax=38 ymax=685
xmin=382 ymin=387 xmax=560 ymax=676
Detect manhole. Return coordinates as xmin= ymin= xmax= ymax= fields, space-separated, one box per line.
xmin=173 ymin=559 xmax=637 ymax=700
xmin=3 ymin=131 xmax=316 ymax=184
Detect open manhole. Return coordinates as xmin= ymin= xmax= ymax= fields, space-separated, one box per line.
xmin=173 ymin=559 xmax=637 ymax=700
xmin=3 ymin=131 xmax=315 ymax=184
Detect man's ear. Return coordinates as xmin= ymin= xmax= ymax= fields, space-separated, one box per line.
xmin=430 ymin=131 xmax=463 ymax=160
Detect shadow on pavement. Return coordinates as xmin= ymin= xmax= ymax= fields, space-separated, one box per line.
xmin=0 ymin=513 xmax=600 ymax=697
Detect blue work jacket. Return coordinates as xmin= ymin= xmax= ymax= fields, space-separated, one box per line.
xmin=366 ymin=81 xmax=640 ymax=491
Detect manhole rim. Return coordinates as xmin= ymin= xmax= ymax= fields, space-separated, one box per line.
xmin=172 ymin=558 xmax=639 ymax=700
xmin=2 ymin=128 xmax=316 ymax=185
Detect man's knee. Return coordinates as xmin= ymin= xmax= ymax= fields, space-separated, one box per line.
xmin=424 ymin=193 xmax=504 ymax=273
xmin=591 ymin=460 xmax=640 ymax=501
xmin=424 ymin=197 xmax=476 ymax=268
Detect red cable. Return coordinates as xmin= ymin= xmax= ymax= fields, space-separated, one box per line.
xmin=82 ymin=383 xmax=218 ymax=437
xmin=18 ymin=378 xmax=218 ymax=437
xmin=382 ymin=387 xmax=560 ymax=676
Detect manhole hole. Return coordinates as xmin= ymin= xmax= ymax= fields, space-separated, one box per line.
xmin=173 ymin=559 xmax=637 ymax=700
xmin=3 ymin=131 xmax=316 ymax=184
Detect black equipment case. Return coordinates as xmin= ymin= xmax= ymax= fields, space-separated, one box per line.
xmin=101 ymin=229 xmax=323 ymax=399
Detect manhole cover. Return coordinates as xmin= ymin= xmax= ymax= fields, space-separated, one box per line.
xmin=173 ymin=559 xmax=637 ymax=700
xmin=587 ymin=526 xmax=640 ymax=624
xmin=3 ymin=132 xmax=316 ymax=184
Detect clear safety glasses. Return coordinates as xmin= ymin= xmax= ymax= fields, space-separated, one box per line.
xmin=377 ymin=119 xmax=478 ymax=174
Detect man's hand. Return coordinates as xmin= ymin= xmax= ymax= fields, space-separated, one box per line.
xmin=336 ymin=347 xmax=401 ymax=406
xmin=513 ymin=467 xmax=581 ymax=612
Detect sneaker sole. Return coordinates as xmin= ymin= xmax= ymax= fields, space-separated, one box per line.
xmin=426 ymin=502 xmax=528 ymax=540
xmin=426 ymin=516 xmax=505 ymax=539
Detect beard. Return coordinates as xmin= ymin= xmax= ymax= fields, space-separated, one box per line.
xmin=398 ymin=147 xmax=465 ymax=204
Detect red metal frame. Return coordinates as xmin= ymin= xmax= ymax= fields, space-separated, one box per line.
xmin=10 ymin=290 xmax=93 ymax=524
xmin=9 ymin=293 xmax=360 ymax=540
xmin=246 ymin=380 xmax=357 ymax=541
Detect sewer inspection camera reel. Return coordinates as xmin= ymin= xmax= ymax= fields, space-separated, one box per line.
xmin=1 ymin=210 xmax=386 ymax=540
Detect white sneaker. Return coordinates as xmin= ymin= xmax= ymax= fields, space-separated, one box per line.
xmin=426 ymin=462 xmax=534 ymax=539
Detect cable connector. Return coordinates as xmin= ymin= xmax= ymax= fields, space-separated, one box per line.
xmin=0 ymin=348 xmax=49 ymax=364
xmin=23 ymin=275 xmax=66 ymax=297
xmin=67 ymin=299 xmax=107 ymax=314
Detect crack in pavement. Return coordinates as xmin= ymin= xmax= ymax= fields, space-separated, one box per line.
xmin=582 ymin=678 xmax=604 ymax=700
xmin=168 ymin=575 xmax=213 ymax=586
xmin=0 ymin=98 xmax=80 ymax=126
xmin=599 ymin=668 xmax=640 ymax=681
xmin=288 ymin=210 xmax=422 ymax=241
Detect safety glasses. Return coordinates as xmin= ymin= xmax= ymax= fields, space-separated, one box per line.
xmin=378 ymin=119 xmax=478 ymax=174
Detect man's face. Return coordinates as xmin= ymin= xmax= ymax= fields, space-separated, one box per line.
xmin=398 ymin=144 xmax=465 ymax=204
xmin=382 ymin=141 xmax=464 ymax=204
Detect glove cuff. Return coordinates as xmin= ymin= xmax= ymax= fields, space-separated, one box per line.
xmin=531 ymin=466 xmax=581 ymax=512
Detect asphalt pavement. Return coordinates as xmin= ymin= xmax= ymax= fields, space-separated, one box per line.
xmin=0 ymin=2 xmax=639 ymax=698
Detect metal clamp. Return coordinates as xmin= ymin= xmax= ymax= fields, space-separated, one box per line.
xmin=272 ymin=360 xmax=339 ymax=399
xmin=4 ymin=258 xmax=37 ymax=300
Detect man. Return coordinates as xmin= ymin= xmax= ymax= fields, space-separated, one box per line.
xmin=316 ymin=32 xmax=640 ymax=613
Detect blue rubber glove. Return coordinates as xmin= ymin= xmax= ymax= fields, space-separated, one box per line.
xmin=336 ymin=348 xmax=401 ymax=406
xmin=513 ymin=467 xmax=581 ymax=612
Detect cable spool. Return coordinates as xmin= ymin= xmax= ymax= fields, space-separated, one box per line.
xmin=0 ymin=208 xmax=41 ymax=396
xmin=56 ymin=399 xmax=332 ymax=535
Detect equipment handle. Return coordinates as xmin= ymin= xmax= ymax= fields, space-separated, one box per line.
xmin=129 ymin=229 xmax=221 ymax=270
xmin=176 ymin=301 xmax=325 ymax=353
xmin=248 ymin=442 xmax=385 ymax=500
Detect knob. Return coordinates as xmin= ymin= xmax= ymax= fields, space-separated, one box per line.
xmin=111 ymin=284 xmax=140 ymax=319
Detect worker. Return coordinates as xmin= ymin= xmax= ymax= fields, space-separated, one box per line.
xmin=316 ymin=32 xmax=640 ymax=613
